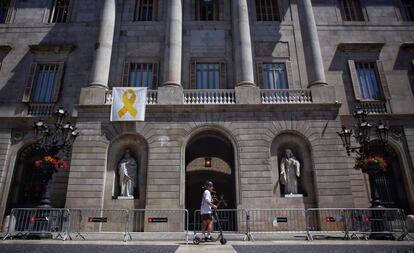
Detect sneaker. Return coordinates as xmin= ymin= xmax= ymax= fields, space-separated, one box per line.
xmin=206 ymin=236 xmax=214 ymax=241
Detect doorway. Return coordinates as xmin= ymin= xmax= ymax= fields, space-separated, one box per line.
xmin=185 ymin=131 xmax=236 ymax=230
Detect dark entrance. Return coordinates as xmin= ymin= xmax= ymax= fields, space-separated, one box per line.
xmin=370 ymin=141 xmax=409 ymax=211
xmin=185 ymin=131 xmax=236 ymax=231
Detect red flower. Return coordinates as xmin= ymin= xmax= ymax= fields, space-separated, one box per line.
xmin=34 ymin=160 xmax=41 ymax=168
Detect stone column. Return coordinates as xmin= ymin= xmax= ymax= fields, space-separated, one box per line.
xmin=79 ymin=0 xmax=116 ymax=105
xmin=158 ymin=0 xmax=183 ymax=104
xmin=298 ymin=0 xmax=327 ymax=87
xmin=232 ymin=0 xmax=260 ymax=104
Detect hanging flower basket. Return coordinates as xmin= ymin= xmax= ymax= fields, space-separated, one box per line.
xmin=354 ymin=155 xmax=387 ymax=173
xmin=34 ymin=155 xmax=69 ymax=173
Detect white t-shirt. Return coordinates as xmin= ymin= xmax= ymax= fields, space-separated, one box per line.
xmin=200 ymin=189 xmax=212 ymax=214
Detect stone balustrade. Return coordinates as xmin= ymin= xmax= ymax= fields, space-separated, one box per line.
xmin=261 ymin=89 xmax=313 ymax=104
xmin=105 ymin=89 xmax=158 ymax=105
xmin=357 ymin=101 xmax=389 ymax=114
xmin=27 ymin=103 xmax=55 ymax=116
xmin=183 ymin=90 xmax=236 ymax=104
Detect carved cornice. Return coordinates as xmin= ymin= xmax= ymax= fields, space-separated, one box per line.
xmin=338 ymin=43 xmax=384 ymax=53
xmin=402 ymin=42 xmax=414 ymax=50
xmin=29 ymin=44 xmax=76 ymax=53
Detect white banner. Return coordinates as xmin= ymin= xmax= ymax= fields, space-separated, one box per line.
xmin=110 ymin=87 xmax=147 ymax=121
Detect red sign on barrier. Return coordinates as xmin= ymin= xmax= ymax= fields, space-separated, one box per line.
xmin=325 ymin=217 xmax=336 ymax=222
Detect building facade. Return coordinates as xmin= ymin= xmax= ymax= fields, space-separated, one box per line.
xmin=0 ymin=0 xmax=414 ymax=230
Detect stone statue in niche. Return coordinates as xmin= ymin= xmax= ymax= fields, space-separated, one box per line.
xmin=118 ymin=149 xmax=137 ymax=198
xmin=280 ymin=149 xmax=301 ymax=195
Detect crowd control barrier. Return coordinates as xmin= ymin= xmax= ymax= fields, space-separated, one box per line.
xmin=2 ymin=208 xmax=70 ymax=240
xmin=248 ymin=208 xmax=309 ymax=240
xmin=344 ymin=208 xmax=408 ymax=240
xmin=127 ymin=209 xmax=189 ymax=243
xmin=68 ymin=209 xmax=129 ymax=241
xmin=193 ymin=209 xmax=249 ymax=240
xmin=306 ymin=208 xmax=348 ymax=240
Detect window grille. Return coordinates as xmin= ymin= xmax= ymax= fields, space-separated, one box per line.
xmin=124 ymin=62 xmax=158 ymax=89
xmin=260 ymin=63 xmax=288 ymax=89
xmin=195 ymin=0 xmax=219 ymax=21
xmin=31 ymin=64 xmax=61 ymax=103
xmin=255 ymin=0 xmax=280 ymax=21
xmin=340 ymin=0 xmax=364 ymax=21
xmin=355 ymin=62 xmax=382 ymax=100
xmin=400 ymin=0 xmax=414 ymax=21
xmin=0 ymin=0 xmax=12 ymax=24
xmin=49 ymin=0 xmax=70 ymax=23
xmin=134 ymin=0 xmax=155 ymax=21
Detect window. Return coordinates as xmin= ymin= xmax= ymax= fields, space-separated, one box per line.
xmin=348 ymin=60 xmax=391 ymax=101
xmin=195 ymin=0 xmax=219 ymax=21
xmin=122 ymin=62 xmax=158 ymax=89
xmin=190 ymin=62 xmax=226 ymax=89
xmin=0 ymin=0 xmax=12 ymax=24
xmin=258 ymin=63 xmax=288 ymax=89
xmin=49 ymin=0 xmax=70 ymax=23
xmin=22 ymin=63 xmax=65 ymax=103
xmin=400 ymin=0 xmax=414 ymax=21
xmin=340 ymin=0 xmax=364 ymax=21
xmin=255 ymin=0 xmax=280 ymax=21
xmin=134 ymin=0 xmax=156 ymax=21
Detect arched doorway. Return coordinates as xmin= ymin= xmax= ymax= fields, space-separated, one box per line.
xmin=185 ymin=131 xmax=236 ymax=230
xmin=370 ymin=141 xmax=409 ymax=211
xmin=5 ymin=144 xmax=70 ymax=215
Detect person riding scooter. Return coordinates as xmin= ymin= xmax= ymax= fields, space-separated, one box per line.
xmin=200 ymin=181 xmax=217 ymax=241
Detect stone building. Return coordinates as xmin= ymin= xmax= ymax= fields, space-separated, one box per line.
xmin=0 ymin=0 xmax=414 ymax=230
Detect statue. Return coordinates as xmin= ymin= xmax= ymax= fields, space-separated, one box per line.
xmin=280 ymin=149 xmax=301 ymax=195
xmin=118 ymin=149 xmax=137 ymax=197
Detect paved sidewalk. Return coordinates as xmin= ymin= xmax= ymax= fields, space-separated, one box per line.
xmin=1 ymin=240 xmax=413 ymax=253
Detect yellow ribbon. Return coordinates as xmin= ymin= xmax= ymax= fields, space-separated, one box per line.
xmin=118 ymin=89 xmax=137 ymax=118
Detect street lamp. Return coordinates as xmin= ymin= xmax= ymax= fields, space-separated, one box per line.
xmin=33 ymin=107 xmax=79 ymax=207
xmin=337 ymin=107 xmax=389 ymax=208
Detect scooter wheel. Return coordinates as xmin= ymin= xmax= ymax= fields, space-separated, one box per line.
xmin=193 ymin=237 xmax=201 ymax=245
xmin=220 ymin=238 xmax=227 ymax=245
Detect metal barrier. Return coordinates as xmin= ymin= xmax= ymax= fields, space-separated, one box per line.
xmin=193 ymin=209 xmax=249 ymax=240
xmin=68 ymin=209 xmax=129 ymax=241
xmin=344 ymin=208 xmax=408 ymax=240
xmin=306 ymin=208 xmax=348 ymax=240
xmin=248 ymin=208 xmax=309 ymax=240
xmin=2 ymin=208 xmax=70 ymax=240
xmin=128 ymin=209 xmax=189 ymax=243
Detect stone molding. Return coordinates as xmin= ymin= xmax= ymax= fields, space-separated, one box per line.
xmin=28 ymin=44 xmax=76 ymax=54
xmin=338 ymin=43 xmax=384 ymax=53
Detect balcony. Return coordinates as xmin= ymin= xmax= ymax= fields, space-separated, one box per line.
xmin=27 ymin=103 xmax=56 ymax=116
xmin=183 ymin=89 xmax=236 ymax=104
xmin=260 ymin=89 xmax=312 ymax=104
xmin=356 ymin=100 xmax=389 ymax=114
xmin=105 ymin=89 xmax=158 ymax=105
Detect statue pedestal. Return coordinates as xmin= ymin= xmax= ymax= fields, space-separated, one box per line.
xmin=117 ymin=196 xmax=134 ymax=200
xmin=283 ymin=194 xmax=303 ymax=198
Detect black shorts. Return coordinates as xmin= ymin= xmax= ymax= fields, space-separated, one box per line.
xmin=201 ymin=214 xmax=213 ymax=221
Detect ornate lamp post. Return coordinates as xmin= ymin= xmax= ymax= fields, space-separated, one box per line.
xmin=337 ymin=108 xmax=389 ymax=208
xmin=33 ymin=107 xmax=79 ymax=207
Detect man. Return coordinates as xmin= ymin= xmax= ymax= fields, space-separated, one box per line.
xmin=200 ymin=181 xmax=217 ymax=241
xmin=118 ymin=149 xmax=137 ymax=197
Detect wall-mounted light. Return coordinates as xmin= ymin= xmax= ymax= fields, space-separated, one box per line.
xmin=205 ymin=157 xmax=212 ymax=168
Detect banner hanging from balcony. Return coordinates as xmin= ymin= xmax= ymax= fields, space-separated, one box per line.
xmin=110 ymin=87 xmax=147 ymax=121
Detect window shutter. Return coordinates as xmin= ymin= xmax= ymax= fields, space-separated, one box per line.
xmin=376 ymin=60 xmax=391 ymax=100
xmin=256 ymin=62 xmax=264 ymax=88
xmin=219 ymin=62 xmax=226 ymax=89
xmin=190 ymin=61 xmax=196 ymax=89
xmin=122 ymin=62 xmax=131 ymax=87
xmin=152 ymin=62 xmax=159 ymax=89
xmin=22 ymin=63 xmax=38 ymax=102
xmin=51 ymin=62 xmax=65 ymax=102
xmin=285 ymin=61 xmax=293 ymax=89
xmin=348 ymin=60 xmax=362 ymax=101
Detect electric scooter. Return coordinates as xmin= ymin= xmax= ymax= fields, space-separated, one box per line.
xmin=193 ymin=210 xmax=227 ymax=245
